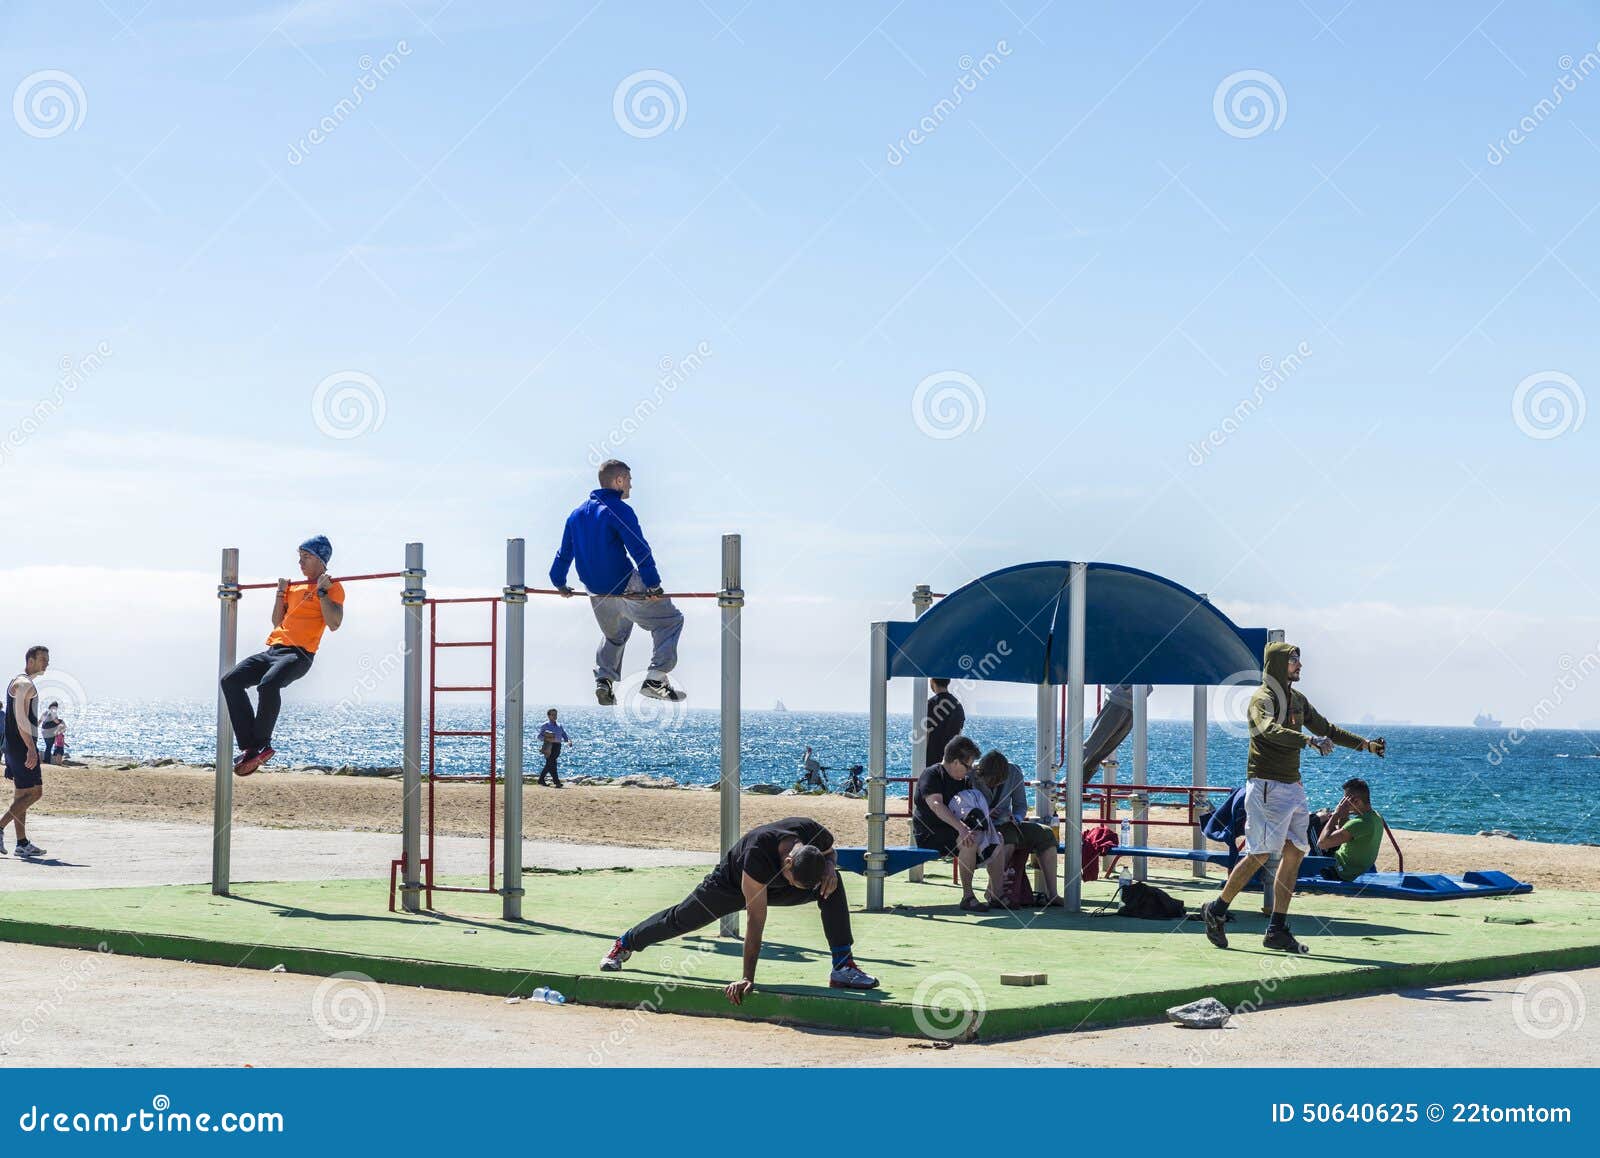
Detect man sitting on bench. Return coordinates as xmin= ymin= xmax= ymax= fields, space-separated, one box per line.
xmin=1310 ymin=777 xmax=1385 ymax=882
xmin=599 ymin=816 xmax=879 ymax=1003
xmin=912 ymin=736 xmax=1012 ymax=912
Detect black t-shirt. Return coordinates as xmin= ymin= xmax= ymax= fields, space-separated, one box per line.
xmin=713 ymin=817 xmax=834 ymax=899
xmin=912 ymin=762 xmax=970 ymax=844
xmin=922 ymin=691 xmax=964 ymax=765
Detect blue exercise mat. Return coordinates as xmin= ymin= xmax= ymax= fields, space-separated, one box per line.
xmin=1291 ymin=869 xmax=1533 ymax=900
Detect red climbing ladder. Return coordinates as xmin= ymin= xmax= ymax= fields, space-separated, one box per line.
xmin=388 ymin=595 xmax=499 ymax=910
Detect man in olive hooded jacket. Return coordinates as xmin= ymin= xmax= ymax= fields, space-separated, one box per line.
xmin=1198 ymin=642 xmax=1385 ymax=954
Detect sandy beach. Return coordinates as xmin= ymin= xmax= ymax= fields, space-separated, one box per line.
xmin=23 ymin=759 xmax=1600 ymax=892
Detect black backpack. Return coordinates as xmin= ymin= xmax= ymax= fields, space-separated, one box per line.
xmin=1118 ymin=880 xmax=1185 ymax=920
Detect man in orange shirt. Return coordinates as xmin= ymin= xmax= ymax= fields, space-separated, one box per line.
xmin=222 ymin=536 xmax=345 ymax=776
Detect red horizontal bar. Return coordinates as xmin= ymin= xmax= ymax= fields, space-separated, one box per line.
xmin=433 ymin=685 xmax=493 ymax=692
xmin=432 ymin=729 xmax=494 ymax=737
xmin=426 ymin=596 xmax=501 ymax=605
xmin=238 ymin=570 xmax=406 ymax=591
xmin=524 ymin=587 xmax=721 ymax=599
xmin=433 ymin=641 xmax=493 ymax=648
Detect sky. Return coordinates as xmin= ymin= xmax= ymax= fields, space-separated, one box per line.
xmin=2 ymin=0 xmax=1600 ymax=728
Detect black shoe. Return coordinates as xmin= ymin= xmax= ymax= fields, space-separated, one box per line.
xmin=640 ymin=678 xmax=686 ymax=702
xmin=1199 ymin=900 xmax=1229 ymax=950
xmin=595 ymin=679 xmax=616 ymax=706
xmin=1263 ymin=926 xmax=1310 ymax=954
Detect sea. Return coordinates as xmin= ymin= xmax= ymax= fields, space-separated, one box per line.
xmin=49 ymin=701 xmax=1600 ymax=846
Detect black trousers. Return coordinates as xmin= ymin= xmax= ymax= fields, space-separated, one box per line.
xmin=221 ymin=646 xmax=313 ymax=751
xmin=625 ymin=872 xmax=855 ymax=953
xmin=539 ymin=749 xmax=562 ymax=786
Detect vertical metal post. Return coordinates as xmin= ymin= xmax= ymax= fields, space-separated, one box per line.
xmin=1063 ymin=562 xmax=1088 ymax=911
xmin=212 ymin=548 xmax=240 ymax=897
xmin=502 ymin=539 xmax=527 ymax=921
xmin=909 ymin=584 xmax=933 ymax=774
xmin=1035 ymin=682 xmax=1056 ymax=821
xmin=1132 ymin=683 xmax=1149 ymax=882
xmin=866 ymin=621 xmax=890 ymax=911
xmin=401 ymin=543 xmax=426 ymax=913
xmin=718 ymin=533 xmax=744 ymax=937
xmin=1192 ymin=683 xmax=1209 ymax=878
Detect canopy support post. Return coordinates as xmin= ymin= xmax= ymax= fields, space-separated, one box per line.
xmin=1035 ymin=682 xmax=1056 ymax=821
xmin=1132 ymin=682 xmax=1148 ymax=883
xmin=909 ymin=584 xmax=933 ymax=773
xmin=1063 ymin=562 xmax=1087 ymax=912
xmin=866 ymin=621 xmax=889 ymax=912
xmin=1192 ymin=683 xmax=1209 ymax=878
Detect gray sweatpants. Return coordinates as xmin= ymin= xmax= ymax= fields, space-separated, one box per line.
xmin=590 ymin=572 xmax=684 ymax=683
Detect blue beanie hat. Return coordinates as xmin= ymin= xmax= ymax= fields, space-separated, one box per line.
xmin=299 ymin=535 xmax=333 ymax=564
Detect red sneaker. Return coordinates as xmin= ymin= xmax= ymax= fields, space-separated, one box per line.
xmin=235 ymin=746 xmax=275 ymax=777
xmin=233 ymin=748 xmax=259 ymax=776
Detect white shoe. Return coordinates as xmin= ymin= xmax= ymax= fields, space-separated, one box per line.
xmin=15 ymin=841 xmax=46 ymax=858
xmin=599 ymin=939 xmax=631 ymax=972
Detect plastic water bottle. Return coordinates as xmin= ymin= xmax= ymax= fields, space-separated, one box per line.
xmin=530 ymin=986 xmax=566 ymax=1005
xmin=1119 ymin=818 xmax=1131 ymax=849
xmin=1119 ymin=867 xmax=1132 ymax=895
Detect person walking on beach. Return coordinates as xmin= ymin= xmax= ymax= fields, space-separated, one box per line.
xmin=221 ymin=536 xmax=344 ymax=777
xmin=1199 ymin=642 xmax=1385 ymax=954
xmin=921 ymin=678 xmax=964 ymax=770
xmin=598 ymin=816 xmax=879 ymax=1001
xmin=38 ymin=701 xmax=64 ymax=765
xmin=1 ymin=645 xmax=52 ymax=858
xmin=550 ymin=460 xmax=685 ymax=707
xmin=537 ymin=709 xmax=572 ymax=787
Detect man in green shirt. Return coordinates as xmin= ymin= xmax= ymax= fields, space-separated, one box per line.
xmin=1311 ymin=777 xmax=1384 ymax=882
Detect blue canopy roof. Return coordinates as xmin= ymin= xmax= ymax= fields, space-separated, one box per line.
xmin=884 ymin=561 xmax=1271 ymax=686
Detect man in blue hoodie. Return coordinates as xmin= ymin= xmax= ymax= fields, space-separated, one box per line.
xmin=550 ymin=460 xmax=686 ymax=706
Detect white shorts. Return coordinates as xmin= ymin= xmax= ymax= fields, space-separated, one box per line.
xmin=1243 ymin=778 xmax=1310 ymax=856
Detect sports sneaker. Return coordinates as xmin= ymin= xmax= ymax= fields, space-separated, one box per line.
xmin=599 ymin=939 xmax=631 ymax=972
xmin=15 ymin=841 xmax=47 ymax=858
xmin=639 ymin=678 xmax=686 ymax=702
xmin=1263 ymin=926 xmax=1310 ymax=954
xmin=1199 ymin=900 xmax=1229 ymax=950
xmin=235 ymin=747 xmax=275 ymax=777
xmin=233 ymin=748 xmax=258 ymax=773
xmin=829 ymin=961 xmax=880 ymax=990
xmin=595 ymin=679 xmax=617 ymax=707
xmin=0 ymin=834 xmax=8 ymax=856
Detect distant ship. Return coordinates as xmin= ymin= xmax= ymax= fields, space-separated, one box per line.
xmin=1473 ymin=711 xmax=1502 ymax=728
xmin=773 ymin=700 xmax=788 ymax=712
